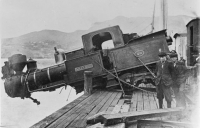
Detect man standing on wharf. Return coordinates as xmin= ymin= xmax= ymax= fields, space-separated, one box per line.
xmin=155 ymin=51 xmax=174 ymax=108
xmin=170 ymin=53 xmax=196 ymax=107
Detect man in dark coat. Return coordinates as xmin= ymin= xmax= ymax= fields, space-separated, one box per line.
xmin=170 ymin=53 xmax=195 ymax=107
xmin=155 ymin=52 xmax=174 ymax=108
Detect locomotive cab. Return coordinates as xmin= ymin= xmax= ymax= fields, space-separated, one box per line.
xmin=82 ymin=26 xmax=125 ymax=54
xmin=82 ymin=26 xmax=125 ymax=70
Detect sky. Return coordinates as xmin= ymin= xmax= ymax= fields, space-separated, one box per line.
xmin=1 ymin=0 xmax=200 ymax=38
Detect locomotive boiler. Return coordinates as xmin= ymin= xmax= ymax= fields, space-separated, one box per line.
xmin=2 ymin=25 xmax=173 ymax=104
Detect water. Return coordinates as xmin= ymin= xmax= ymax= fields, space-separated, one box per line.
xmin=0 ymin=59 xmax=83 ymax=128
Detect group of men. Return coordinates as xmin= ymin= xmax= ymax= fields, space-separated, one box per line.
xmin=155 ymin=51 xmax=195 ymax=108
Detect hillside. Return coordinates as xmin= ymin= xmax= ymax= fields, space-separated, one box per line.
xmin=1 ymin=15 xmax=194 ymax=58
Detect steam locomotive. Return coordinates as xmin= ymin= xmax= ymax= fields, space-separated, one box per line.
xmin=2 ymin=18 xmax=199 ymax=104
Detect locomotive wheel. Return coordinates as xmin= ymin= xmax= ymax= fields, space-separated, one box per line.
xmin=134 ymin=78 xmax=156 ymax=92
xmin=146 ymin=78 xmax=156 ymax=86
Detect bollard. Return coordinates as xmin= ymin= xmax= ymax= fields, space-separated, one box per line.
xmin=84 ymin=71 xmax=93 ymax=95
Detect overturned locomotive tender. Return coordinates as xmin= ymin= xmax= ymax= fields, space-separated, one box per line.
xmin=2 ymin=26 xmax=172 ymax=103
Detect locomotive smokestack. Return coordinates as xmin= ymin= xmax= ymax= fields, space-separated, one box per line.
xmin=8 ymin=54 xmax=27 ymax=75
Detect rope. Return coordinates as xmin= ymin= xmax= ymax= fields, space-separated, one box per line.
xmin=133 ymin=18 xmax=150 ymax=31
xmin=127 ymin=45 xmax=157 ymax=78
xmin=139 ymin=23 xmax=152 ymax=34
xmin=111 ymin=53 xmax=125 ymax=94
xmin=89 ymin=56 xmax=156 ymax=94
xmin=113 ymin=65 xmax=125 ymax=94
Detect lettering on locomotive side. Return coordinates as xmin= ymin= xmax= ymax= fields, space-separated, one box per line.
xmin=75 ymin=64 xmax=93 ymax=72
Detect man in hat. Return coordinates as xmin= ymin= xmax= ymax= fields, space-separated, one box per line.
xmin=166 ymin=50 xmax=177 ymax=62
xmin=155 ymin=51 xmax=174 ymax=108
xmin=170 ymin=53 xmax=195 ymax=107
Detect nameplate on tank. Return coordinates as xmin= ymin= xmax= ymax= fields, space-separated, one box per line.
xmin=135 ymin=50 xmax=144 ymax=57
xmin=75 ymin=64 xmax=93 ymax=72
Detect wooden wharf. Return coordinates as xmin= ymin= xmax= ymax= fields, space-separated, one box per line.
xmin=31 ymin=88 xmax=187 ymax=128
xmin=31 ymin=71 xmax=195 ymax=128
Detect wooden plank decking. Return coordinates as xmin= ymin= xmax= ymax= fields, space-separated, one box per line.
xmin=31 ymin=88 xmax=176 ymax=128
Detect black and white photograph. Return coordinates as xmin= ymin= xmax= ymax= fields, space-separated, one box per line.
xmin=1 ymin=0 xmax=200 ymax=127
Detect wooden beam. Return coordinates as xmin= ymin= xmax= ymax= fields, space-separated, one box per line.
xmin=105 ymin=123 xmax=125 ymax=128
xmin=87 ymin=107 xmax=191 ymax=126
xmin=137 ymin=120 xmax=195 ymax=128
xmin=87 ymin=123 xmax=104 ymax=128
xmin=84 ymin=71 xmax=93 ymax=95
xmin=87 ymin=123 xmax=125 ymax=128
xmin=103 ymin=107 xmax=190 ymax=126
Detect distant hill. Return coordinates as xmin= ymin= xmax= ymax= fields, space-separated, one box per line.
xmin=1 ymin=15 xmax=194 ymax=58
